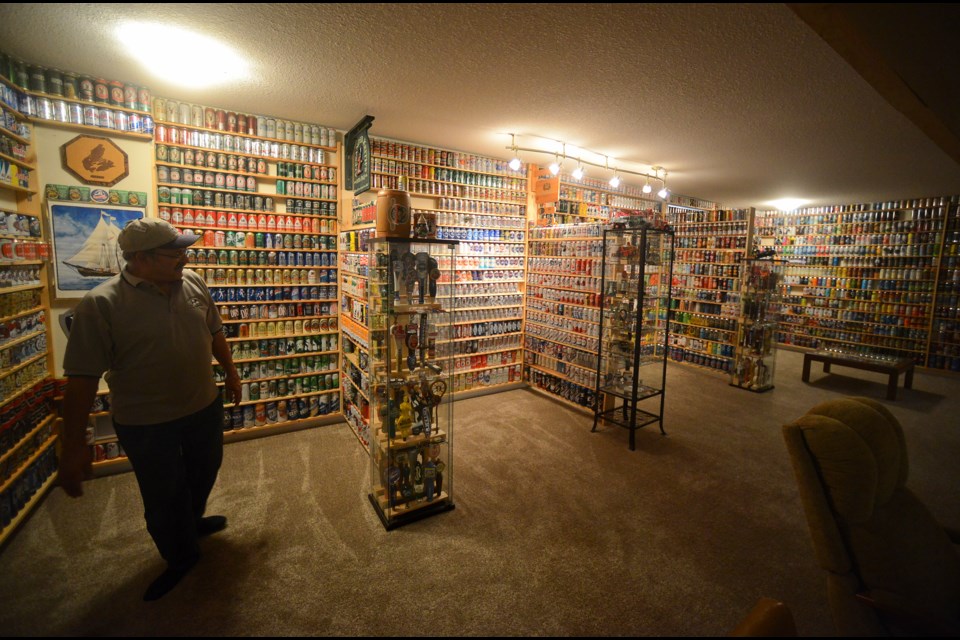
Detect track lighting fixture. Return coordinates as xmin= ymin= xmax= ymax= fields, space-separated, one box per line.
xmin=505 ymin=134 xmax=668 ymax=196
xmin=549 ymin=151 xmax=561 ymax=176
xmin=508 ymin=133 xmax=522 ymax=171
xmin=606 ymin=157 xmax=620 ymax=188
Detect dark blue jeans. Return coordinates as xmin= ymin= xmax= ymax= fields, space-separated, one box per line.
xmin=114 ymin=397 xmax=224 ymax=567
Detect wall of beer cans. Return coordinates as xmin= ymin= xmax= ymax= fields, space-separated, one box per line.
xmin=0 ymin=57 xmax=59 ymax=545
xmin=151 ymin=97 xmax=344 ymax=436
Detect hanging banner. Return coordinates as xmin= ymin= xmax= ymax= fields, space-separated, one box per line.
xmin=344 ymin=115 xmax=375 ymax=195
xmin=534 ymin=166 xmax=559 ymax=204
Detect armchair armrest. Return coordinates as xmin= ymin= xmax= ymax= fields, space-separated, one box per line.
xmin=856 ymin=590 xmax=960 ymax=635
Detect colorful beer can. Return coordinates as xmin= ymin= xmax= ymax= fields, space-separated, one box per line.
xmin=137 ymin=86 xmax=151 ymax=112
xmin=123 ymin=83 xmax=138 ymax=109
xmin=78 ymin=75 xmax=95 ymax=101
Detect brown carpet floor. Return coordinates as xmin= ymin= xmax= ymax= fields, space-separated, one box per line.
xmin=1 ymin=348 xmax=957 ymax=636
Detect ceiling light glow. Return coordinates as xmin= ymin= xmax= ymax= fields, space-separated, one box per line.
xmin=115 ymin=22 xmax=251 ymax=87
xmin=768 ymin=198 xmax=810 ymax=211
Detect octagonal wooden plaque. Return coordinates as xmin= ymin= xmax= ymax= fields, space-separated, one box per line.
xmin=61 ymin=135 xmax=129 ymax=187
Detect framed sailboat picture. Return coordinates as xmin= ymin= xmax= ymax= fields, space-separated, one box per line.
xmin=48 ymin=201 xmax=144 ymax=298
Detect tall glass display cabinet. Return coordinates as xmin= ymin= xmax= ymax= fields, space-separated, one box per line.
xmin=730 ymin=258 xmax=784 ymax=392
xmin=592 ymin=223 xmax=674 ymax=450
xmin=367 ymin=237 xmax=457 ymax=529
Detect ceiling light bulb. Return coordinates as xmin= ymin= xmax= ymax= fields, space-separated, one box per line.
xmin=642 ymin=180 xmax=652 ymax=194
xmin=609 ymin=174 xmax=621 ymax=188
xmin=507 ymin=133 xmax=522 ymax=171
xmin=572 ymin=164 xmax=584 ymax=180
xmin=549 ymin=154 xmax=561 ymax=175
xmin=657 ymin=170 xmax=669 ymax=199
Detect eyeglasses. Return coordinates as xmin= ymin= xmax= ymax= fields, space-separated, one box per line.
xmin=150 ymin=250 xmax=188 ymax=261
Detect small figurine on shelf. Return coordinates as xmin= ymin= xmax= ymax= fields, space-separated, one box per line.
xmin=414 ymin=251 xmax=440 ymax=303
xmin=385 ymin=464 xmax=401 ymax=508
xmin=732 ymin=357 xmax=745 ymax=387
xmin=391 ymin=322 xmax=406 ymax=372
xmin=401 ymin=252 xmax=417 ymax=301
xmin=404 ymin=319 xmax=422 ymax=371
xmin=412 ymin=210 xmax=437 ymax=239
xmin=426 ymin=378 xmax=446 ymax=431
xmin=396 ymin=397 xmax=414 ymax=440
xmin=434 ymin=457 xmax=445 ymax=498
xmin=398 ymin=455 xmax=414 ymax=501
xmin=412 ymin=454 xmax=425 ymax=497
xmin=378 ymin=393 xmax=400 ymax=439
xmin=391 ymin=248 xmax=405 ymax=302
xmin=422 ymin=453 xmax=437 ymax=502
xmin=751 ymin=358 xmax=768 ymax=391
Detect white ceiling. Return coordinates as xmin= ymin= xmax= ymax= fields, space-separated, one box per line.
xmin=3 ymin=3 xmax=960 ymax=209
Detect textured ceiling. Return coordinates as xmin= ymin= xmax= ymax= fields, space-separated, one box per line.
xmin=2 ymin=3 xmax=960 ymax=208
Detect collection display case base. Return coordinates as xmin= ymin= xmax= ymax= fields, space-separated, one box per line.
xmin=593 ymin=405 xmax=666 ymax=451
xmin=729 ymin=383 xmax=775 ymax=394
xmin=368 ymin=492 xmax=455 ymax=531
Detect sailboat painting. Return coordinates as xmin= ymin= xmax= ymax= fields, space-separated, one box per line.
xmin=49 ymin=202 xmax=143 ymax=298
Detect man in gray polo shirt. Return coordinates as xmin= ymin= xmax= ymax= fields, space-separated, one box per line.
xmin=59 ymin=217 xmax=242 ymax=601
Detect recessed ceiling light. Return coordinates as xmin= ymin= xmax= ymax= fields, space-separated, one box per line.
xmin=115 ymin=22 xmax=251 ymax=88
xmin=767 ymin=198 xmax=810 ymax=211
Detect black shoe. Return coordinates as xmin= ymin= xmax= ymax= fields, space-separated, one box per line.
xmin=143 ymin=554 xmax=199 ymax=601
xmin=196 ymin=515 xmax=227 ymax=537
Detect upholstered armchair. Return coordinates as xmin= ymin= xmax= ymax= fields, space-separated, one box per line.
xmin=782 ymin=396 xmax=960 ymax=636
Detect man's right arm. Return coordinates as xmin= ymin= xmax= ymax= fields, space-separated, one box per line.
xmin=58 ymin=375 xmax=100 ymax=497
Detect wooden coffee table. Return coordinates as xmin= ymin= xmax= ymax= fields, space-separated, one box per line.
xmin=802 ymin=350 xmax=915 ymax=400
